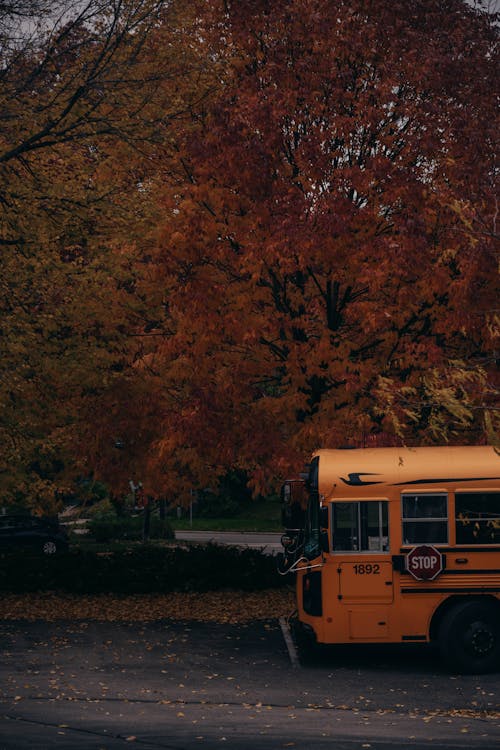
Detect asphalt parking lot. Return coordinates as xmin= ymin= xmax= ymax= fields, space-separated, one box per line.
xmin=0 ymin=618 xmax=498 ymax=749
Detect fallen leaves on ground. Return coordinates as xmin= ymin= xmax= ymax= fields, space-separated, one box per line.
xmin=0 ymin=589 xmax=295 ymax=623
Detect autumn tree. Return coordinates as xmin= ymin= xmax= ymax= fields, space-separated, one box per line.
xmin=0 ymin=0 xmax=208 ymax=510
xmin=3 ymin=0 xmax=497 ymax=507
xmin=86 ymin=0 xmax=498 ymax=501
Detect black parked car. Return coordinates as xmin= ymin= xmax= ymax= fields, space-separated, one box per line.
xmin=0 ymin=514 xmax=69 ymax=554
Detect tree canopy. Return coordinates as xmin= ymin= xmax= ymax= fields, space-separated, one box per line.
xmin=0 ymin=0 xmax=172 ymax=508
xmin=1 ymin=0 xmax=498 ymax=509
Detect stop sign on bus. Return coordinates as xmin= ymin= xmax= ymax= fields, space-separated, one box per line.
xmin=406 ymin=544 xmax=444 ymax=581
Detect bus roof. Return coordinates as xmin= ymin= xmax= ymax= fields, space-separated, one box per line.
xmin=312 ymin=446 xmax=500 ymax=499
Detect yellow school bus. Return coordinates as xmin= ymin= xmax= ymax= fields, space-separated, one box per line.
xmin=281 ymin=446 xmax=500 ymax=673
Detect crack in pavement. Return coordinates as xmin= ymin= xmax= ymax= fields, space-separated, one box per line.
xmin=2 ymin=695 xmax=498 ymax=721
xmin=1 ymin=712 xmax=498 ymax=750
xmin=1 ymin=713 xmax=184 ymax=749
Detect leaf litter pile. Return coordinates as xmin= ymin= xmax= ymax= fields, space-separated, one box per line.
xmin=0 ymin=589 xmax=295 ymax=623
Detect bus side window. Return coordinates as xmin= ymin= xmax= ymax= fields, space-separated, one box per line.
xmin=402 ymin=493 xmax=448 ymax=545
xmin=332 ymin=501 xmax=389 ymax=552
xmin=455 ymin=492 xmax=500 ymax=545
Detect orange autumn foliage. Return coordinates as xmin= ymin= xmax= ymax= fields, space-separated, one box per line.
xmin=84 ymin=0 xmax=498 ymax=502
xmin=2 ymin=2 xmax=496 ymax=508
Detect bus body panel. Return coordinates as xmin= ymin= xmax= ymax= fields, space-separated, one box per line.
xmin=315 ymin=446 xmax=499 ymax=501
xmin=293 ymin=446 xmax=500 ymax=654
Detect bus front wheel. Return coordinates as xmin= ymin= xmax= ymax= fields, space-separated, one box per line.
xmin=438 ymin=600 xmax=500 ymax=674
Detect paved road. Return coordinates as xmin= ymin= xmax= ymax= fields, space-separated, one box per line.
xmin=0 ymin=619 xmax=498 ymax=749
xmin=174 ymin=530 xmax=283 ymax=555
xmin=62 ymin=524 xmax=285 ymax=555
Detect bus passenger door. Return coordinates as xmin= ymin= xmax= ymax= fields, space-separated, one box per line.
xmin=332 ymin=500 xmax=393 ymax=639
xmin=338 ymin=561 xmax=394 ymax=639
xmin=338 ymin=561 xmax=394 ymax=603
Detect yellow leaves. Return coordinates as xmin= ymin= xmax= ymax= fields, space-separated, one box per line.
xmin=486 ymin=312 xmax=500 ymax=340
xmin=449 ymin=198 xmax=475 ymax=233
xmin=484 ymin=412 xmax=500 ymax=451
xmin=374 ymin=360 xmax=493 ymax=442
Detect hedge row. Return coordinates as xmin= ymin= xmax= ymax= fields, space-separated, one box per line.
xmin=86 ymin=514 xmax=174 ymax=542
xmin=0 ymin=544 xmax=287 ymax=593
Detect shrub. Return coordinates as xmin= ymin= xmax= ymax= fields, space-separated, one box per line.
xmin=0 ymin=543 xmax=286 ymax=594
xmin=87 ymin=513 xmax=174 ymax=542
xmin=196 ymin=469 xmax=253 ymax=518
xmin=85 ymin=499 xmax=115 ymax=518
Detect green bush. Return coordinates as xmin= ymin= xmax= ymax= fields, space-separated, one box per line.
xmin=85 ymin=499 xmax=115 ymax=518
xmin=0 ymin=543 xmax=286 ymax=593
xmin=196 ymin=469 xmax=253 ymax=518
xmin=87 ymin=513 xmax=174 ymax=542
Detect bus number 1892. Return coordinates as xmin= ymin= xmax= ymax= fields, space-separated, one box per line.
xmin=353 ymin=564 xmax=380 ymax=575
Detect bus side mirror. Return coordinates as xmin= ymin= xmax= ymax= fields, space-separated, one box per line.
xmin=320 ymin=529 xmax=329 ymax=553
xmin=319 ymin=506 xmax=329 ymax=552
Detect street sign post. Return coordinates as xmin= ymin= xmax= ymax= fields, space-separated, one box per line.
xmin=406 ymin=544 xmax=444 ymax=581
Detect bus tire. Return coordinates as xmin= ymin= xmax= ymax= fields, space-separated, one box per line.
xmin=290 ymin=618 xmax=319 ymax=663
xmin=438 ymin=599 xmax=500 ymax=674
